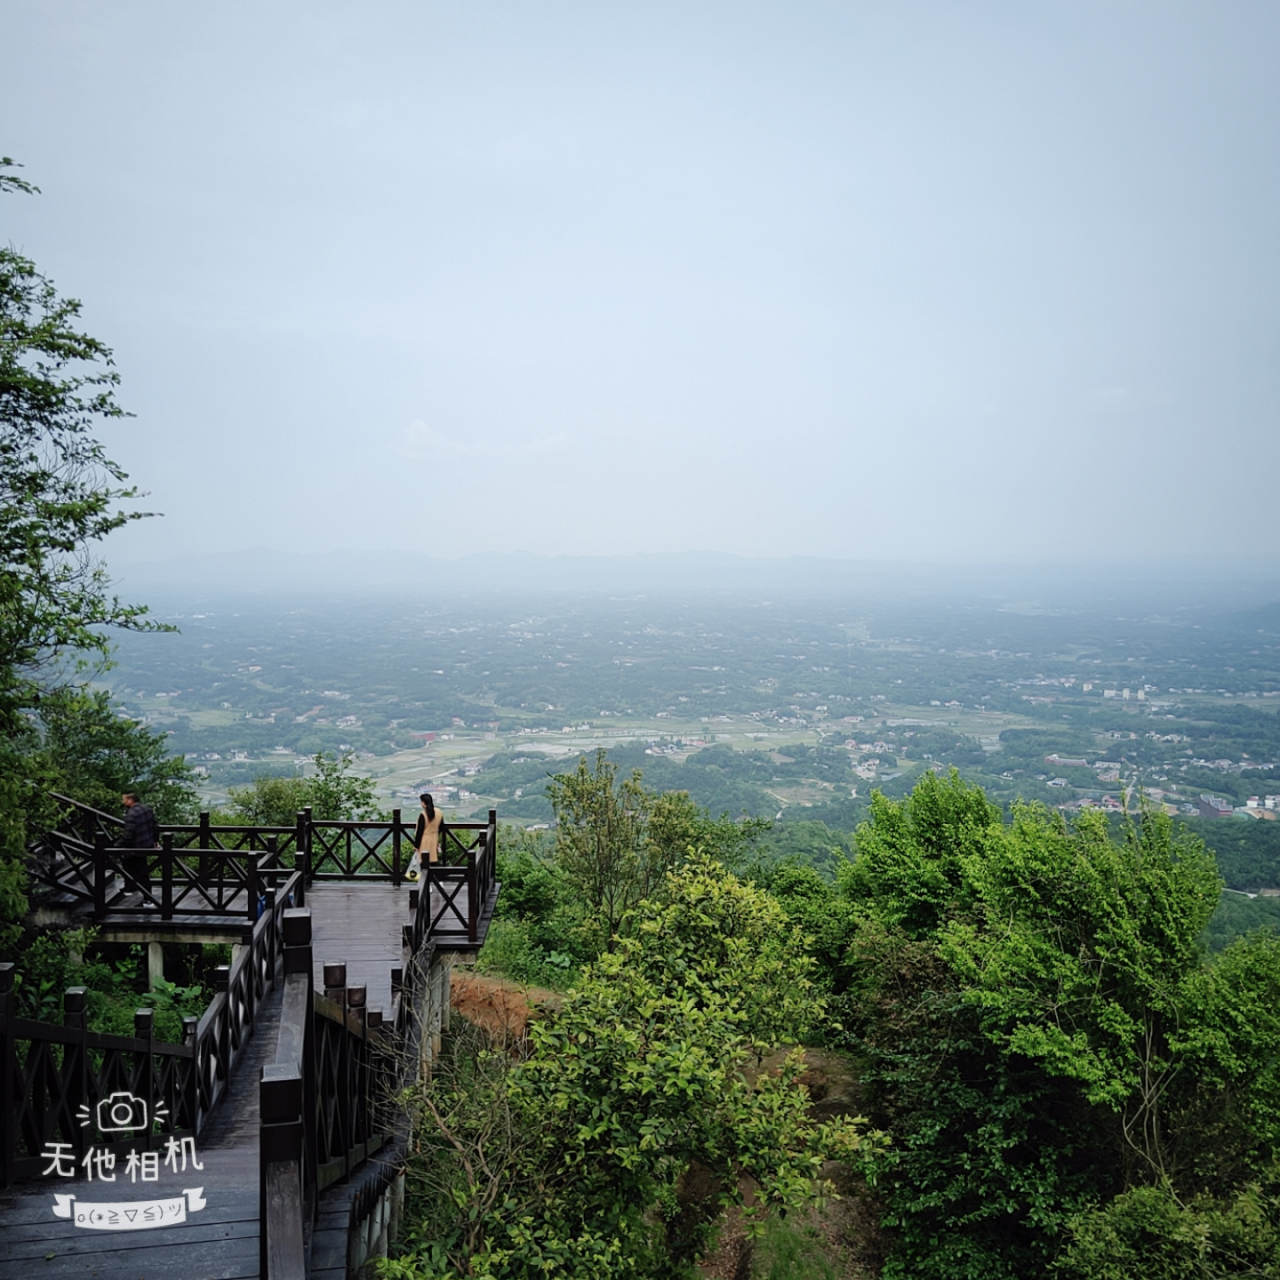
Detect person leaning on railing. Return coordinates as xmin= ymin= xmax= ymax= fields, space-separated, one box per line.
xmin=406 ymin=793 xmax=445 ymax=882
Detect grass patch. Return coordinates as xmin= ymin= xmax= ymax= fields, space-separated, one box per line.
xmin=752 ymin=1211 xmax=841 ymax=1279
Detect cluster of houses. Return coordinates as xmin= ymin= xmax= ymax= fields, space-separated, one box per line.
xmin=1199 ymin=793 xmax=1280 ymax=820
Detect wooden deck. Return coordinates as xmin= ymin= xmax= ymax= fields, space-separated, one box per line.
xmin=0 ymin=877 xmax=496 ymax=1277
xmin=307 ymin=882 xmax=411 ymax=1015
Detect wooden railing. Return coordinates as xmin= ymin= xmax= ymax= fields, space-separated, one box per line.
xmin=185 ymin=871 xmax=301 ymax=1128
xmin=0 ymin=975 xmax=191 ymax=1186
xmin=44 ymin=792 xmax=125 ymax=846
xmin=0 ymin=870 xmax=299 ymax=1187
xmin=19 ymin=792 xmax=501 ymax=1271
xmin=417 ymin=815 xmax=498 ymax=944
xmin=33 ymin=832 xmax=295 ymax=922
xmin=164 ymin=810 xmax=306 ymax=860
xmin=32 ymin=803 xmax=499 ymax=958
xmin=261 ymin=909 xmax=400 ymax=1278
xmin=31 ymin=796 xmax=298 ymax=921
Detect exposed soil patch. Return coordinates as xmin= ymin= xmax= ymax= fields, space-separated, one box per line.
xmin=449 ymin=968 xmax=561 ymax=1040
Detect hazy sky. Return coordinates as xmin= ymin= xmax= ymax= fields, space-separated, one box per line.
xmin=5 ymin=1 xmax=1278 ymax=574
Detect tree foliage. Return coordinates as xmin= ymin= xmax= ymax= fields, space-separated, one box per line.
xmin=0 ymin=158 xmax=161 ymax=704
xmin=34 ymin=685 xmax=196 ymax=820
xmin=546 ymin=750 xmax=662 ymax=953
xmin=387 ymin=853 xmax=876 ymax=1280
xmin=837 ymin=771 xmax=1280 ymax=1279
xmin=0 ymin=159 xmax=177 ymax=956
xmin=218 ymin=751 xmax=383 ymax=825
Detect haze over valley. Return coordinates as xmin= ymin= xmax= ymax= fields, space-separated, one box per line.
xmin=102 ymin=558 xmax=1280 ymax=902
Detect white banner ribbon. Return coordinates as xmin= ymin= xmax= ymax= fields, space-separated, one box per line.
xmin=51 ymin=1187 xmax=206 ymax=1231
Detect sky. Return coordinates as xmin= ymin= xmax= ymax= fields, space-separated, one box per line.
xmin=5 ymin=1 xmax=1278 ymax=581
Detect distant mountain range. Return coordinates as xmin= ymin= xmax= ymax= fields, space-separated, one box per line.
xmin=108 ymin=547 xmax=1280 ymax=611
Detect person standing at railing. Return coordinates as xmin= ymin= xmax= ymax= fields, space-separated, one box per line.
xmin=406 ymin=793 xmax=444 ymax=882
xmin=120 ymin=790 xmax=159 ymax=897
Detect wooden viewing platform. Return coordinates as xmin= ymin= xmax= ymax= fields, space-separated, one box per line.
xmin=0 ymin=800 xmax=501 ymax=1278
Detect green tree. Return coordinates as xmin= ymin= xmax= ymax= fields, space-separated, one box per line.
xmin=547 ymin=749 xmax=656 ymax=952
xmin=388 ymin=853 xmax=876 ymax=1280
xmin=221 ymin=775 xmax=312 ymax=827
xmin=940 ymin=808 xmax=1222 ymax=1180
xmin=221 ymin=751 xmax=381 ymax=825
xmin=838 ymin=773 xmax=1280 ymax=1278
xmin=306 ymin=749 xmax=381 ymax=820
xmin=1056 ymin=1179 xmax=1280 ymax=1280
xmin=35 ymin=685 xmax=197 ymax=820
xmin=647 ymin=788 xmax=769 ymax=872
xmin=0 ymin=159 xmax=166 ymax=955
xmin=0 ymin=158 xmax=160 ymax=705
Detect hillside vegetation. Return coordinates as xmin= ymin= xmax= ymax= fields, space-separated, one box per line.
xmin=379 ymin=764 xmax=1280 ymax=1279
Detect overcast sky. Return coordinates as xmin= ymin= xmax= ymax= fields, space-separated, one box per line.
xmin=5 ymin=1 xmax=1278 ymax=578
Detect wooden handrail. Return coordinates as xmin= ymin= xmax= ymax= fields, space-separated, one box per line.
xmin=25 ymin=791 xmax=503 ymax=1267
xmin=261 ymin=909 xmax=315 ymax=1278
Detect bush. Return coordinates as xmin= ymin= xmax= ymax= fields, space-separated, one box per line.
xmin=14 ymin=927 xmax=210 ymax=1040
xmin=474 ymin=918 xmax=578 ymax=990
xmin=1056 ymin=1179 xmax=1280 ymax=1280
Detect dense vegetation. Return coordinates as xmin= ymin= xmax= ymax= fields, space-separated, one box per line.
xmin=422 ymin=762 xmax=1280 ymax=1278
xmin=388 ymin=853 xmax=873 ymax=1280
xmin=832 ymin=773 xmax=1280 ymax=1278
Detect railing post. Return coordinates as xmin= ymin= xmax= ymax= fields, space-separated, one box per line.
xmin=134 ymin=1008 xmax=155 ymax=1149
xmin=63 ymin=987 xmax=89 ymax=1165
xmin=468 ymin=842 xmax=478 ymax=943
xmin=323 ymin=963 xmax=347 ymax=1006
xmin=181 ymin=1015 xmax=199 ymax=1133
xmin=248 ymin=852 xmax=261 ymax=922
xmin=0 ymin=964 xmax=13 ymax=1187
xmin=280 ymin=908 xmax=316 ymax=1240
xmin=345 ymin=985 xmax=367 ymax=1178
xmin=212 ymin=965 xmax=230 ymax=1086
xmin=93 ymin=832 xmax=107 ymax=919
xmin=260 ymin=1064 xmax=306 ymax=1280
xmin=488 ymin=809 xmax=498 ymax=903
xmin=283 ymin=908 xmax=313 ymax=980
xmin=240 ymin=921 xmax=257 ymax=1031
xmin=198 ymin=810 xmax=212 ymax=883
xmin=295 ymin=811 xmax=310 ymax=907
xmin=261 ymin=887 xmax=277 ymax=989
xmin=392 ymin=808 xmax=402 ymax=882
xmin=161 ymin=833 xmax=174 ymax=919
